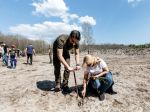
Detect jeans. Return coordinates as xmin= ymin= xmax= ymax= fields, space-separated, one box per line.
xmin=3 ymin=54 xmax=8 ymax=66
xmin=91 ymin=72 xmax=113 ymax=92
xmin=10 ymin=58 xmax=17 ymax=68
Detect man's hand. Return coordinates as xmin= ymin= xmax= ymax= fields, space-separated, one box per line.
xmin=67 ymin=66 xmax=75 ymax=72
xmin=75 ymin=65 xmax=81 ymax=70
xmin=67 ymin=64 xmax=80 ymax=72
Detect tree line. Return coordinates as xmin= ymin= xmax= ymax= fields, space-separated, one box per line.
xmin=0 ymin=32 xmax=150 ymax=54
xmin=0 ymin=32 xmax=49 ymax=54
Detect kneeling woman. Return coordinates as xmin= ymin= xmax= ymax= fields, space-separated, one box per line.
xmin=81 ymin=55 xmax=116 ymax=100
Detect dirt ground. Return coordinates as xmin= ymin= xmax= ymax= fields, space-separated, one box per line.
xmin=0 ymin=51 xmax=150 ymax=112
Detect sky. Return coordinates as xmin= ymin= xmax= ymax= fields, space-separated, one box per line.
xmin=0 ymin=0 xmax=150 ymax=45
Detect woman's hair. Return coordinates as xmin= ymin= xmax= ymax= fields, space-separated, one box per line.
xmin=93 ymin=56 xmax=100 ymax=65
xmin=82 ymin=54 xmax=100 ymax=67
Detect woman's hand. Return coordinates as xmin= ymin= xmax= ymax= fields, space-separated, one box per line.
xmin=91 ymin=75 xmax=97 ymax=80
xmin=81 ymin=89 xmax=86 ymax=98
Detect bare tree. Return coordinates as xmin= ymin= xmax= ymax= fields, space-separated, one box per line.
xmin=82 ymin=22 xmax=94 ymax=54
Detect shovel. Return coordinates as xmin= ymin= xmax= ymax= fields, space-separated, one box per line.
xmin=73 ymin=71 xmax=79 ymax=98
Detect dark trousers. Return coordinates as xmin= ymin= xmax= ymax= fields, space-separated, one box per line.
xmin=53 ymin=50 xmax=70 ymax=87
xmin=27 ymin=54 xmax=33 ymax=64
xmin=0 ymin=53 xmax=2 ymax=59
xmin=49 ymin=53 xmax=52 ymax=63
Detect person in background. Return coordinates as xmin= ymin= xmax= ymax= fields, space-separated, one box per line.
xmin=16 ymin=49 xmax=20 ymax=57
xmin=25 ymin=44 xmax=35 ymax=65
xmin=48 ymin=45 xmax=52 ymax=63
xmin=3 ymin=43 xmax=9 ymax=66
xmin=0 ymin=44 xmax=3 ymax=59
xmin=81 ymin=54 xmax=117 ymax=101
xmin=0 ymin=44 xmax=4 ymax=62
xmin=9 ymin=45 xmax=17 ymax=69
xmin=53 ymin=30 xmax=81 ymax=93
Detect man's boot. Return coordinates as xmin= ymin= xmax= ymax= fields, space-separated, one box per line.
xmin=54 ymin=83 xmax=61 ymax=92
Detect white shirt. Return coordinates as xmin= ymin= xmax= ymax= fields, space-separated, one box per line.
xmin=0 ymin=46 xmax=4 ymax=54
xmin=85 ymin=59 xmax=107 ymax=76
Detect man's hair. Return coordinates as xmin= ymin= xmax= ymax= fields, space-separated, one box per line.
xmin=70 ymin=30 xmax=81 ymax=41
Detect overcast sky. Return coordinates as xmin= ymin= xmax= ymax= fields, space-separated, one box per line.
xmin=0 ymin=0 xmax=150 ymax=45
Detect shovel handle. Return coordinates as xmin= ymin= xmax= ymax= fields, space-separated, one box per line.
xmin=73 ymin=71 xmax=78 ymax=98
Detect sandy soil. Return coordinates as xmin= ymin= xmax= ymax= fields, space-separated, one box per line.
xmin=0 ymin=52 xmax=150 ymax=112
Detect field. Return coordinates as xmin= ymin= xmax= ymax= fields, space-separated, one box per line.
xmin=0 ymin=50 xmax=150 ymax=112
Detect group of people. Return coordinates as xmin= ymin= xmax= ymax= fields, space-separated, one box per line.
xmin=0 ymin=43 xmax=36 ymax=68
xmin=52 ymin=30 xmax=117 ymax=101
xmin=0 ymin=43 xmax=17 ymax=68
xmin=1 ymin=30 xmax=117 ymax=100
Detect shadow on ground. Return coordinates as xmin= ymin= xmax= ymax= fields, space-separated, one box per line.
xmin=36 ymin=80 xmax=55 ymax=91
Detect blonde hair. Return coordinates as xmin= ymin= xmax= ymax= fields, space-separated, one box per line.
xmin=82 ymin=55 xmax=101 ymax=67
xmin=93 ymin=56 xmax=100 ymax=65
